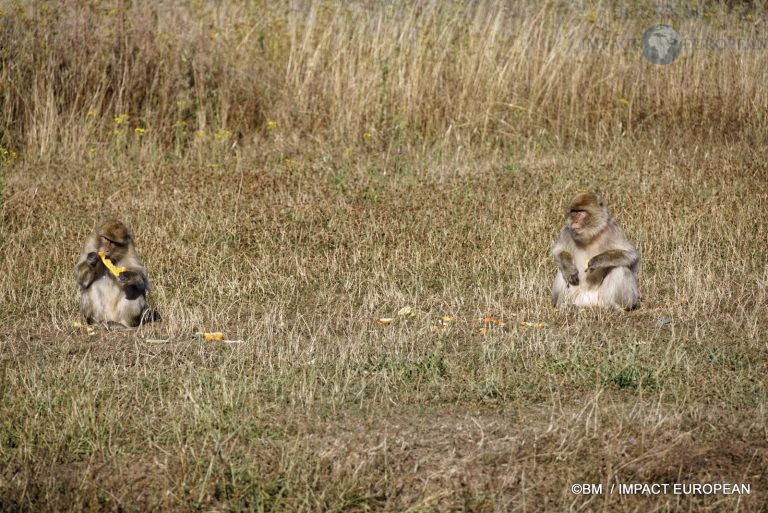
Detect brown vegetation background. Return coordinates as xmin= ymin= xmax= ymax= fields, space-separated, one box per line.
xmin=1 ymin=1 xmax=767 ymax=511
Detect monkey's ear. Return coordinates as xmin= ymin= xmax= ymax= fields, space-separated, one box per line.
xmin=594 ymin=192 xmax=606 ymax=208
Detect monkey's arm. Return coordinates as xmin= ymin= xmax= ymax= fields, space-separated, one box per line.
xmin=587 ymin=249 xmax=639 ymax=271
xmin=75 ymin=252 xmax=102 ymax=290
xmin=554 ymin=249 xmax=580 ymax=286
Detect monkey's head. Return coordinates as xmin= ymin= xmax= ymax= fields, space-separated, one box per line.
xmin=97 ymin=220 xmax=133 ymax=261
xmin=566 ymin=192 xmax=608 ymax=242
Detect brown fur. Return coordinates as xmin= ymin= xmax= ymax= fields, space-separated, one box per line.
xmin=74 ymin=220 xmax=155 ymax=327
xmin=551 ymin=193 xmax=640 ymax=310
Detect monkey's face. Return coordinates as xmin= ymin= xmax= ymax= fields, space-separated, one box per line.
xmin=566 ymin=192 xmax=606 ymax=241
xmin=98 ymin=234 xmax=127 ymax=260
xmin=97 ymin=220 xmax=132 ymax=261
xmin=568 ymin=209 xmax=589 ymax=236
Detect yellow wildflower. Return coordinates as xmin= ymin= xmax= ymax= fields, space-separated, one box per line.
xmin=214 ymin=129 xmax=232 ymax=141
xmin=0 ymin=146 xmax=17 ymax=162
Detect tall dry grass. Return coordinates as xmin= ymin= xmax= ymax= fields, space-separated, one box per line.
xmin=1 ymin=1 xmax=768 ymax=511
xmin=1 ymin=0 xmax=767 ymax=160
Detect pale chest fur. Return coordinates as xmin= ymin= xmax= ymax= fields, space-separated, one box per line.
xmin=570 ymin=246 xmax=596 ymax=288
xmin=84 ymin=275 xmax=124 ymax=321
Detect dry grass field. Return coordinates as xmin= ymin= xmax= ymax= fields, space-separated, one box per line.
xmin=1 ymin=1 xmax=767 ymax=511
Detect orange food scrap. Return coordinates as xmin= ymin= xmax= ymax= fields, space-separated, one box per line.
xmin=481 ymin=316 xmax=505 ymax=327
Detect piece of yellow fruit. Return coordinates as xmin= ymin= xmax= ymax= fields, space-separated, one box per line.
xmin=71 ymin=320 xmax=96 ymax=335
xmin=193 ymin=332 xmax=226 ymax=341
xmin=98 ymin=251 xmax=127 ymax=277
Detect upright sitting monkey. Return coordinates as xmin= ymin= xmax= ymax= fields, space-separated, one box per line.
xmin=75 ymin=220 xmax=155 ymax=327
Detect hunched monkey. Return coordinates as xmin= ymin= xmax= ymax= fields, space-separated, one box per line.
xmin=551 ymin=192 xmax=640 ymax=310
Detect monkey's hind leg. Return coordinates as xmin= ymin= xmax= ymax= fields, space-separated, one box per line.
xmin=600 ymin=267 xmax=639 ymax=310
xmin=115 ymin=296 xmax=150 ymax=328
xmin=140 ymin=307 xmax=161 ymax=324
xmin=552 ymin=273 xmax=589 ymax=308
xmin=551 ymin=273 xmax=569 ymax=307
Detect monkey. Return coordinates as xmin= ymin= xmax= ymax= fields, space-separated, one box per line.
xmin=551 ymin=192 xmax=640 ymax=310
xmin=75 ymin=220 xmax=155 ymax=327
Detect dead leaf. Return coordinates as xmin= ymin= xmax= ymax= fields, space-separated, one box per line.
xmin=397 ymin=306 xmax=415 ymax=317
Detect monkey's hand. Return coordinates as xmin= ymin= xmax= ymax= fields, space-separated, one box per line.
xmin=117 ymin=270 xmax=147 ymax=292
xmin=86 ymin=252 xmax=100 ymax=267
xmin=563 ymin=266 xmax=580 ymax=286
xmin=555 ymin=250 xmax=580 ymax=286
xmin=117 ymin=270 xmax=139 ymax=285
